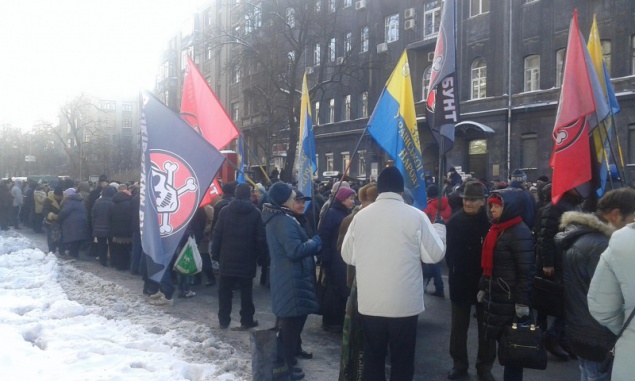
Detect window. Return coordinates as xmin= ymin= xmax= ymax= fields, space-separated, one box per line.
xmin=206 ymin=43 xmax=213 ymax=60
xmin=602 ymin=40 xmax=611 ymax=75
xmin=344 ymin=0 xmax=352 ymax=8
xmin=329 ymin=99 xmax=335 ymax=123
xmin=424 ymin=1 xmax=441 ymax=39
xmin=315 ymin=0 xmax=321 ymax=12
xmin=329 ymin=0 xmax=336 ymax=13
xmin=361 ymin=27 xmax=369 ymax=53
xmin=385 ymin=14 xmax=399 ymax=43
xmin=471 ymin=58 xmax=487 ymax=99
xmin=358 ymin=151 xmax=367 ymax=177
xmin=469 ymin=140 xmax=487 ymax=155
xmin=524 ymin=55 xmax=540 ymax=92
xmin=122 ymin=119 xmax=132 ymax=128
xmin=422 ymin=65 xmax=432 ymax=100
xmin=286 ymin=7 xmax=295 ymax=27
xmin=122 ymin=102 xmax=133 ymax=111
xmin=315 ymin=154 xmax=319 ymax=174
xmin=314 ymin=44 xmax=321 ymax=66
xmin=629 ymin=125 xmax=635 ymax=164
xmin=470 ymin=0 xmax=490 ymax=17
xmin=180 ymin=46 xmax=193 ymax=70
xmin=231 ymin=65 xmax=241 ymax=83
xmin=520 ymin=134 xmax=537 ymax=168
xmin=99 ymin=100 xmax=116 ymax=110
xmin=314 ymin=102 xmax=320 ymax=125
xmin=231 ymin=103 xmax=240 ymax=121
xmin=345 ymin=32 xmax=352 ymax=52
xmin=205 ymin=8 xmax=213 ymax=27
xmin=361 ymin=91 xmax=368 ymax=118
xmin=524 ymin=0 xmax=539 ymax=3
xmin=288 ymin=51 xmax=295 ymax=68
xmin=344 ymin=95 xmax=351 ymax=120
xmin=555 ymin=48 xmax=565 ymax=88
xmin=326 ymin=153 xmax=334 ymax=171
xmin=181 ymin=17 xmax=194 ymax=39
xmin=342 ymin=152 xmax=350 ymax=174
xmin=329 ymin=38 xmax=336 ymax=62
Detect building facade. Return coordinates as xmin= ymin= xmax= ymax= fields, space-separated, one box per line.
xmin=158 ymin=0 xmax=635 ymax=185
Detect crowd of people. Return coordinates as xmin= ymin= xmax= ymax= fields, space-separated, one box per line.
xmin=1 ymin=166 xmax=635 ymax=381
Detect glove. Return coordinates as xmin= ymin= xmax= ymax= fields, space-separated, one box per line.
xmin=311 ymin=235 xmax=322 ymax=251
xmin=515 ymin=304 xmax=530 ymax=318
xmin=47 ymin=212 xmax=57 ymax=220
xmin=432 ymin=223 xmax=446 ymax=245
xmin=477 ymin=290 xmax=486 ymax=303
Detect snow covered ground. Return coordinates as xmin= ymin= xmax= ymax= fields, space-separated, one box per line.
xmin=0 ymin=231 xmax=249 ymax=380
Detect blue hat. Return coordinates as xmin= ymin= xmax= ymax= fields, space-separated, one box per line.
xmin=268 ymin=182 xmax=293 ymax=205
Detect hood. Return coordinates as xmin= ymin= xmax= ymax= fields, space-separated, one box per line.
xmin=555 ymin=211 xmax=614 ymax=251
xmin=228 ymin=198 xmax=257 ymax=214
xmin=488 ymin=188 xmax=526 ymax=223
xmin=427 ymin=197 xmax=449 ymax=210
xmin=66 ymin=193 xmax=83 ymax=202
xmin=112 ymin=191 xmax=131 ymax=203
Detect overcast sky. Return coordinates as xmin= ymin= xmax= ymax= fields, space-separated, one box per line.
xmin=0 ymin=0 xmax=205 ymax=131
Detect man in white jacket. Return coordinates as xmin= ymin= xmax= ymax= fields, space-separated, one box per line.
xmin=341 ymin=166 xmax=446 ymax=381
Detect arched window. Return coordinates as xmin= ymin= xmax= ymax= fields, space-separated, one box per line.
xmin=471 ymin=58 xmax=487 ymax=99
xmin=422 ymin=65 xmax=432 ymax=101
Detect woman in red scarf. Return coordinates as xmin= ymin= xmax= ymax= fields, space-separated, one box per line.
xmin=478 ymin=189 xmax=535 ymax=381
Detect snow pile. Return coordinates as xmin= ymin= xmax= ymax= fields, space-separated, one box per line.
xmin=0 ymin=231 xmax=248 ymax=380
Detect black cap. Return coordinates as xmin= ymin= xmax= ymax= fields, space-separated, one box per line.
xmin=377 ymin=167 xmax=404 ymax=194
xmin=294 ymin=190 xmax=311 ymax=201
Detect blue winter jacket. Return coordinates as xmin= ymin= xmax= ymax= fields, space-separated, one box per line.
xmin=58 ymin=194 xmax=90 ymax=244
xmin=262 ymin=203 xmax=321 ymax=318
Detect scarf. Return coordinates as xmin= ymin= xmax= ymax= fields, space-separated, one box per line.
xmin=481 ymin=215 xmax=523 ymax=277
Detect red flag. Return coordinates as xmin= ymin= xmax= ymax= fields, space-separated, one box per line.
xmin=181 ymin=56 xmax=239 ymax=149
xmin=199 ymin=178 xmax=223 ymax=207
xmin=550 ymin=10 xmax=605 ymax=204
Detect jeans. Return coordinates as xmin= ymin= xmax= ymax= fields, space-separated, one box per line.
xmin=578 ymin=356 xmax=612 ymax=381
xmin=142 ymin=253 xmax=175 ymax=299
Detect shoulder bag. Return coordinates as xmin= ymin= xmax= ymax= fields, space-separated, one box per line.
xmin=609 ymin=306 xmax=635 ymax=357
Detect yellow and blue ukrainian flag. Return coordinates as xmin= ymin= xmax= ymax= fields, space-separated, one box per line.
xmin=367 ymin=50 xmax=427 ymax=209
xmin=236 ymin=135 xmax=245 ymax=183
xmin=297 ymin=72 xmax=317 ymax=199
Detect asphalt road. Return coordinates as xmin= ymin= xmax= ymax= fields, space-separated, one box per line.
xmin=17 ymin=227 xmax=580 ymax=381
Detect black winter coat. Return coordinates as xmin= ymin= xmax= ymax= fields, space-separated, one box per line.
xmin=535 ymin=193 xmax=580 ymax=273
xmin=58 ymin=194 xmax=90 ymax=243
xmin=212 ymin=195 xmax=233 ymax=231
xmin=91 ymin=186 xmax=116 ymax=238
xmin=480 ymin=189 xmax=536 ymax=340
xmin=110 ymin=192 xmax=133 ymax=239
xmin=211 ymin=199 xmax=267 ymax=278
xmin=87 ymin=185 xmax=103 ymax=220
xmin=556 ymin=211 xmax=616 ymax=362
xmin=446 ymin=206 xmax=490 ymax=305
xmin=130 ymin=192 xmax=140 ymax=236
xmin=317 ymin=200 xmax=351 ymax=298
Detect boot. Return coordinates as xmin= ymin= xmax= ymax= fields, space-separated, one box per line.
xmin=545 ymin=335 xmax=569 ymax=361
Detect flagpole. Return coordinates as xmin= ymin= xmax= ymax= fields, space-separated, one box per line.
xmin=608 ymin=111 xmax=629 ymax=184
xmin=435 ymin=139 xmax=444 ymax=223
xmin=238 ymin=132 xmax=273 ymax=185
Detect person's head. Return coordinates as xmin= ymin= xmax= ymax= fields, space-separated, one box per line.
xmin=377 ymin=166 xmax=404 ymax=194
xmin=510 ymin=169 xmax=527 ymax=184
xmin=461 ymin=180 xmax=487 ymax=215
xmin=234 ymin=183 xmax=252 ymax=200
xmin=292 ymin=190 xmax=311 ymax=215
xmin=488 ymin=194 xmax=503 ymax=221
xmin=101 ymin=186 xmax=117 ymax=198
xmin=537 ymin=175 xmax=549 ymax=185
xmin=426 ymin=184 xmax=439 ymax=200
xmin=596 ymin=188 xmax=635 ymax=229
xmin=98 ymin=174 xmax=108 ymax=187
xmin=118 ymin=183 xmax=128 ymax=192
xmin=64 ymin=188 xmax=76 ymax=198
xmin=53 ymin=186 xmax=64 ymax=201
xmin=221 ymin=181 xmax=237 ymax=197
xmin=335 ymin=187 xmax=356 ymax=210
xmin=357 ymin=183 xmax=378 ymax=209
xmin=268 ymin=182 xmax=294 ymax=208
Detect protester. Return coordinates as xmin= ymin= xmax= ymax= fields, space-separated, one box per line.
xmin=446 ymin=180 xmax=495 ymax=381
xmin=42 ymin=186 xmax=64 ymax=253
xmin=58 ymin=188 xmax=90 ymax=258
xmin=110 ymin=187 xmax=133 ymax=270
xmin=212 ymin=181 xmax=236 ymax=231
xmin=191 ymin=205 xmax=216 ymax=287
xmin=262 ymin=182 xmax=322 ymax=380
xmin=557 ymin=188 xmax=635 ymax=380
xmin=32 ymin=185 xmax=47 ymax=233
xmin=91 ymin=186 xmax=116 ymax=267
xmin=479 ymin=189 xmax=535 ymax=381
xmin=318 ymin=186 xmax=355 ymax=333
xmin=423 ymin=183 xmax=451 ymax=298
xmin=509 ymin=169 xmax=535 ymax=228
xmin=318 ymin=180 xmax=351 ymax=229
xmin=129 ymin=185 xmax=143 ymax=275
xmin=10 ymin=179 xmax=23 ymax=229
xmin=0 ymin=180 xmax=13 ymax=230
xmin=341 ymin=166 xmax=446 ymax=380
xmin=212 ymin=183 xmax=267 ymax=329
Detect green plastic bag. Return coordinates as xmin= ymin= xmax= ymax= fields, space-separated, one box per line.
xmin=173 ymin=236 xmax=202 ymax=275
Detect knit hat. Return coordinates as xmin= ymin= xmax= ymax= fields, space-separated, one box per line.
xmin=510 ymin=169 xmax=527 ymax=183
xmin=53 ymin=186 xmax=64 ymax=196
xmin=358 ymin=183 xmax=378 ymax=203
xmin=377 ymin=167 xmax=404 ymax=193
xmin=268 ymin=182 xmax=293 ymax=205
xmin=235 ymin=183 xmax=251 ymax=200
xmin=98 ymin=174 xmax=108 ymax=182
xmin=427 ymin=184 xmax=439 ymax=198
xmin=488 ymin=194 xmax=502 ymax=206
xmin=101 ymin=186 xmax=117 ymax=198
xmin=64 ymin=188 xmax=76 ymax=197
xmin=334 ymin=187 xmax=356 ymax=202
xmin=538 ymin=175 xmax=549 ymax=183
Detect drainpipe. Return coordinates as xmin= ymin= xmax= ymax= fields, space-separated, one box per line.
xmin=506 ymin=0 xmax=513 ymax=180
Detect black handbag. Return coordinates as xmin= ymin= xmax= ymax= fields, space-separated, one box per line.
xmin=498 ymin=316 xmax=548 ymax=370
xmin=531 ymin=276 xmax=564 ymax=318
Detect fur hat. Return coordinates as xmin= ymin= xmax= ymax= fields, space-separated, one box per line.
xmin=377 ymin=167 xmax=404 ymax=194
xmin=358 ymin=183 xmax=378 ymax=203
xmin=334 ymin=187 xmax=356 ymax=202
xmin=235 ymin=183 xmax=251 ymax=200
xmin=268 ymin=182 xmax=293 ymax=205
